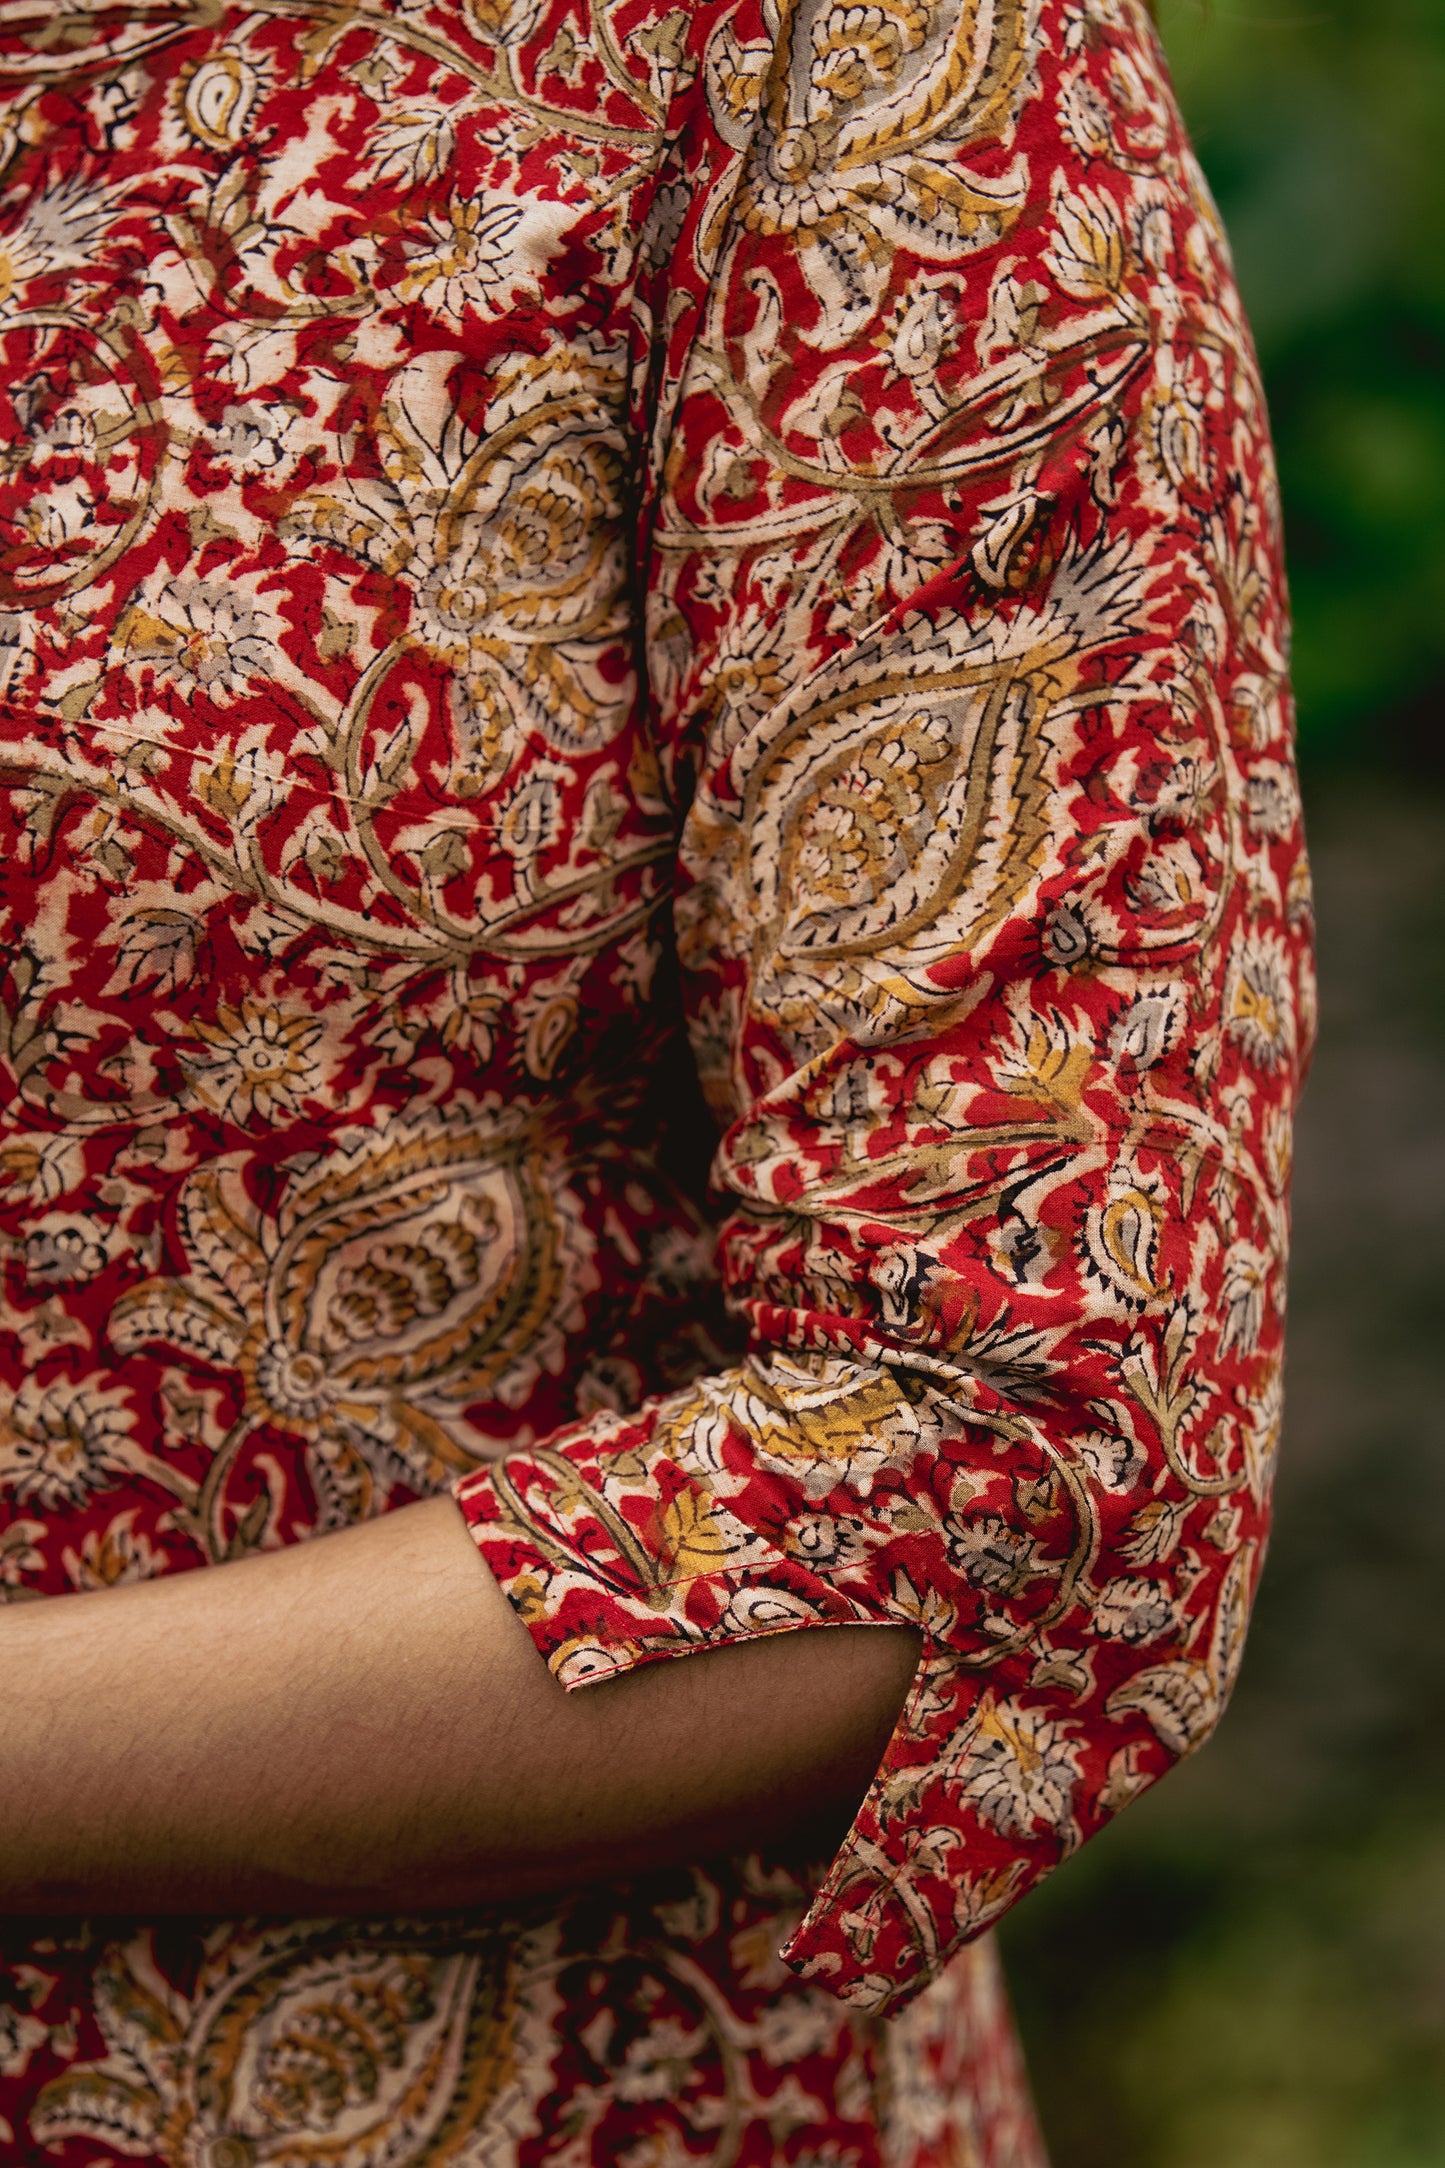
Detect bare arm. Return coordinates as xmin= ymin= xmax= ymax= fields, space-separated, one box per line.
xmin=0 ymin=1497 xmax=919 ymax=1917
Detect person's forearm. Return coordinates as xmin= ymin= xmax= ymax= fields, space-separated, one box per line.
xmin=0 ymin=1496 xmax=919 ymax=1916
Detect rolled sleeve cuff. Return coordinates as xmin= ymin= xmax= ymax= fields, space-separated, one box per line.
xmin=450 ymin=1367 xmax=1021 ymax=2015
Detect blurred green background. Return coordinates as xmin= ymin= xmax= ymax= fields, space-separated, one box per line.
xmin=999 ymin=3 xmax=1445 ymax=2162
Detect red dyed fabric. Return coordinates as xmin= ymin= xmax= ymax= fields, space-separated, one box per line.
xmin=0 ymin=0 xmax=1310 ymax=2158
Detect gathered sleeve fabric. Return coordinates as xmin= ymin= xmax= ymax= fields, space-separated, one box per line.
xmin=454 ymin=0 xmax=1315 ymax=2014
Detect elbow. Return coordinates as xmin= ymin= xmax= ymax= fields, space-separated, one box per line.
xmin=1091 ymin=1536 xmax=1263 ymax=1820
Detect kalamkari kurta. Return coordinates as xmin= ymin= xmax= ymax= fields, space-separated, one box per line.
xmin=0 ymin=0 xmax=1313 ymax=2160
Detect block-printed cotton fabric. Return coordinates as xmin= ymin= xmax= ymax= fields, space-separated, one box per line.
xmin=0 ymin=0 xmax=1311 ymax=2158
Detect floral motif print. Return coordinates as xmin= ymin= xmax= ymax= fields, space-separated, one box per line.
xmin=0 ymin=1374 xmax=137 ymax=1507
xmin=0 ymin=0 xmax=1309 ymax=2160
xmin=1 ymin=1887 xmax=1028 ymax=2168
xmin=179 ymin=998 xmax=326 ymax=1122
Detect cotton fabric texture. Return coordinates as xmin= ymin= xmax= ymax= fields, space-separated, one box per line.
xmin=0 ymin=0 xmax=1312 ymax=2159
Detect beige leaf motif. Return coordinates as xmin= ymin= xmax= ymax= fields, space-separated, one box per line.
xmin=107 ymin=908 xmax=200 ymax=997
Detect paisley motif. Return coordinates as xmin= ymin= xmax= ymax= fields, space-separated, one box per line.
xmin=107 ymin=1106 xmax=594 ymax=1529
xmin=180 ymin=52 xmax=266 ymax=151
xmin=30 ymin=1916 xmax=563 ymax=2168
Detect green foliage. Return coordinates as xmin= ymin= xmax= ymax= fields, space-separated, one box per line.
xmin=1005 ymin=1815 xmax=1445 ymax=2168
xmin=1157 ymin=0 xmax=1445 ymax=764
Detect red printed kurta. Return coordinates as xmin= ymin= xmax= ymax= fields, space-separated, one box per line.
xmin=0 ymin=0 xmax=1312 ymax=2160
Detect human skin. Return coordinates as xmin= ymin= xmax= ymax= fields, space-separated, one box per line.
xmin=0 ymin=1495 xmax=920 ymax=1916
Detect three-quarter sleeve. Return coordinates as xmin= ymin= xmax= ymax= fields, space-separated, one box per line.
xmin=453 ymin=0 xmax=1314 ymax=2014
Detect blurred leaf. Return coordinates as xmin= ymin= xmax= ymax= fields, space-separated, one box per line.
xmin=1156 ymin=0 xmax=1445 ymax=764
